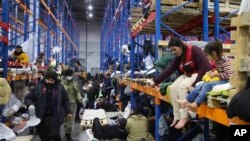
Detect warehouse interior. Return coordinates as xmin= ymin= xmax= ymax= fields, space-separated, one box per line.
xmin=0 ymin=0 xmax=250 ymax=141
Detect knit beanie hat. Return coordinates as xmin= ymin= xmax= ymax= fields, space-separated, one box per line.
xmin=64 ymin=69 xmax=73 ymax=76
xmin=118 ymin=118 xmax=127 ymax=129
xmin=45 ymin=71 xmax=58 ymax=80
xmin=0 ymin=78 xmax=12 ymax=104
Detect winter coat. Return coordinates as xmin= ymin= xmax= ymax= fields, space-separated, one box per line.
xmin=87 ymin=83 xmax=100 ymax=100
xmin=126 ymin=114 xmax=153 ymax=141
xmin=24 ymin=80 xmax=71 ymax=128
xmin=61 ymin=79 xmax=82 ymax=104
xmin=92 ymin=118 xmax=128 ymax=140
xmin=11 ymin=52 xmax=29 ymax=64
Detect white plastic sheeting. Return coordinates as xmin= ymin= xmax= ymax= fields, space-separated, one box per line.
xmin=239 ymin=0 xmax=250 ymax=14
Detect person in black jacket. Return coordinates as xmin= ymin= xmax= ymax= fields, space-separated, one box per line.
xmin=25 ymin=71 xmax=72 ymax=141
xmin=92 ymin=117 xmax=128 ymax=140
xmin=86 ymin=81 xmax=100 ymax=109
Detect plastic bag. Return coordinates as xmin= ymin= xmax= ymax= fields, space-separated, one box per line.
xmin=143 ymin=54 xmax=154 ymax=70
xmin=186 ymin=41 xmax=209 ymax=50
xmin=123 ymin=101 xmax=131 ymax=119
xmin=239 ymin=0 xmax=250 ymax=14
xmin=2 ymin=94 xmax=22 ymax=117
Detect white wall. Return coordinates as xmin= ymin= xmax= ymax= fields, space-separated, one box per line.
xmin=78 ymin=21 xmax=101 ymax=73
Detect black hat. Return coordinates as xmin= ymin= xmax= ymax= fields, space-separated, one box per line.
xmin=64 ymin=69 xmax=73 ymax=76
xmin=45 ymin=71 xmax=58 ymax=80
xmin=16 ymin=45 xmax=22 ymax=48
xmin=118 ymin=118 xmax=127 ymax=129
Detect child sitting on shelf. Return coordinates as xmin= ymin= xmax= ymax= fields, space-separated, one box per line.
xmin=177 ymin=39 xmax=234 ymax=111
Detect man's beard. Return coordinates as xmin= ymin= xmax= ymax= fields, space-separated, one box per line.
xmin=45 ymin=83 xmax=54 ymax=89
xmin=14 ymin=51 xmax=22 ymax=55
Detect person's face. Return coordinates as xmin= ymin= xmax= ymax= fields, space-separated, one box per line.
xmin=170 ymin=46 xmax=182 ymax=57
xmin=45 ymin=78 xmax=55 ymax=84
xmin=15 ymin=48 xmax=22 ymax=53
xmin=205 ymin=52 xmax=217 ymax=61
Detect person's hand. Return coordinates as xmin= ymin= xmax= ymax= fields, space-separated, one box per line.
xmin=66 ymin=114 xmax=73 ymax=121
xmin=210 ymin=71 xmax=219 ymax=78
xmin=7 ymin=109 xmax=15 ymax=117
xmin=188 ymin=86 xmax=194 ymax=92
xmin=146 ymin=79 xmax=155 ymax=86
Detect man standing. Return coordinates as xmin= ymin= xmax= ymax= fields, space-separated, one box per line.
xmin=61 ymin=69 xmax=82 ymax=141
xmin=25 ymin=71 xmax=72 ymax=141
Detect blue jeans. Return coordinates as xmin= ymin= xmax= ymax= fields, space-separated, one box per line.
xmin=186 ymin=80 xmax=228 ymax=105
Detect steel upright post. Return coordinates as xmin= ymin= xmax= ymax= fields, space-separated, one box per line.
xmin=2 ymin=0 xmax=9 ymax=78
xmin=155 ymin=0 xmax=161 ymax=140
xmin=214 ymin=0 xmax=220 ymax=39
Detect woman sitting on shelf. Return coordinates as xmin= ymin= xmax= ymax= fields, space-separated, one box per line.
xmin=177 ymin=39 xmax=234 ymax=111
xmin=147 ymin=37 xmax=211 ymax=129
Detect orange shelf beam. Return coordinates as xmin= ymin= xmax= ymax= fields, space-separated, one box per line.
xmin=15 ymin=0 xmax=55 ymax=36
xmin=120 ymin=79 xmax=250 ymax=126
xmin=40 ymin=0 xmax=78 ymax=51
xmin=197 ymin=104 xmax=250 ymax=126
xmin=120 ymin=79 xmax=170 ymax=103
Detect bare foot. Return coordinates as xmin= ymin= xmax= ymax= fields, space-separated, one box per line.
xmin=175 ymin=118 xmax=189 ymax=129
xmin=188 ymin=102 xmax=198 ymax=112
xmin=170 ymin=119 xmax=178 ymax=127
xmin=175 ymin=99 xmax=188 ymax=108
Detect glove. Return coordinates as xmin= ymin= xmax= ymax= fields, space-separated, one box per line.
xmin=146 ymin=79 xmax=155 ymax=85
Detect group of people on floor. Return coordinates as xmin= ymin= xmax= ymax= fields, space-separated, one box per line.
xmin=0 ymin=36 xmax=240 ymax=141
xmin=0 ymin=58 xmax=91 ymax=141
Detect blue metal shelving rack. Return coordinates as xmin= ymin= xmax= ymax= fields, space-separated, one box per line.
xmin=0 ymin=0 xmax=79 ymax=78
xmin=102 ymin=0 xmax=240 ymax=141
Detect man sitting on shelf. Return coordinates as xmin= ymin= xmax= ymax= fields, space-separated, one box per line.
xmin=9 ymin=45 xmax=30 ymax=65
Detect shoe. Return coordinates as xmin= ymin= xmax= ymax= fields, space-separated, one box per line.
xmin=75 ymin=119 xmax=81 ymax=123
xmin=66 ymin=133 xmax=73 ymax=141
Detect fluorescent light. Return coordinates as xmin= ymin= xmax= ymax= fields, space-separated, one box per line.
xmin=89 ymin=13 xmax=93 ymax=18
xmin=139 ymin=2 xmax=142 ymax=5
xmin=88 ymin=5 xmax=93 ymax=10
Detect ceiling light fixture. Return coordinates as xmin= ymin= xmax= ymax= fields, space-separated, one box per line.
xmin=88 ymin=5 xmax=93 ymax=10
xmin=89 ymin=13 xmax=93 ymax=18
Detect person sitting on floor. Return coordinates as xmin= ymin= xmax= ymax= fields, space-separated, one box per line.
xmin=92 ymin=117 xmax=128 ymax=140
xmin=126 ymin=106 xmax=154 ymax=141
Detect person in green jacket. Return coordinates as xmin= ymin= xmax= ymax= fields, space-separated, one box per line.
xmin=61 ymin=69 xmax=83 ymax=141
xmin=126 ymin=106 xmax=154 ymax=141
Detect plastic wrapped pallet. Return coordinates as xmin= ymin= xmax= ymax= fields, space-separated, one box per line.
xmin=80 ymin=109 xmax=108 ymax=130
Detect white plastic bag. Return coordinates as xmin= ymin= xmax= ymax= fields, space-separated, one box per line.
xmin=2 ymin=94 xmax=22 ymax=117
xmin=123 ymin=101 xmax=131 ymax=119
xmin=239 ymin=0 xmax=250 ymax=14
xmin=143 ymin=55 xmax=154 ymax=70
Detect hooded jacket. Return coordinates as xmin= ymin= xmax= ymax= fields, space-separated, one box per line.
xmin=12 ymin=52 xmax=29 ymax=64
xmin=61 ymin=79 xmax=82 ymax=104
xmin=24 ymin=80 xmax=71 ymax=127
xmin=126 ymin=114 xmax=153 ymax=141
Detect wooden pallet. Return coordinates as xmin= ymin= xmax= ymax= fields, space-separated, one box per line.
xmin=205 ymin=0 xmax=241 ymax=13
xmin=207 ymin=95 xmax=229 ymax=108
xmin=161 ymin=0 xmax=200 ymax=8
xmin=228 ymin=12 xmax=250 ymax=95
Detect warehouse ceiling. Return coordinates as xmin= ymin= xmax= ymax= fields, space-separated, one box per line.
xmin=72 ymin=0 xmax=107 ymax=22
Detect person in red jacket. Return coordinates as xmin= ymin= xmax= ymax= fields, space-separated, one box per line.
xmin=148 ymin=37 xmax=211 ymax=129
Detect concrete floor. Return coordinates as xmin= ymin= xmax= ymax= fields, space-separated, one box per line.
xmin=17 ymin=120 xmax=81 ymax=141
